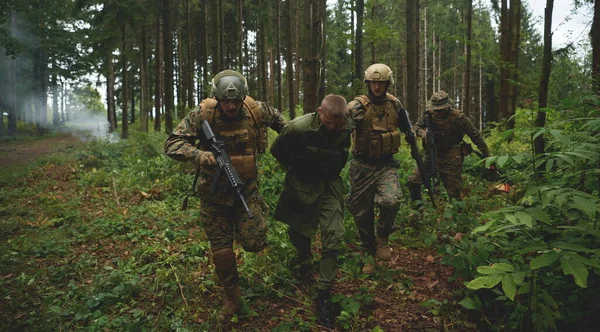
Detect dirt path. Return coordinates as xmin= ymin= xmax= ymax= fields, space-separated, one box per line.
xmin=0 ymin=132 xmax=83 ymax=171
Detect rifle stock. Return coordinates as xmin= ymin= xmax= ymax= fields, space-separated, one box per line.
xmin=201 ymin=121 xmax=254 ymax=219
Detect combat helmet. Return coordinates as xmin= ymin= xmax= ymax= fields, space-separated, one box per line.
xmin=427 ymin=91 xmax=453 ymax=111
xmin=211 ymin=69 xmax=248 ymax=101
xmin=364 ymin=63 xmax=394 ymax=86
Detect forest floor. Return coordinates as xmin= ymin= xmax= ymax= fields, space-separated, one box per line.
xmin=0 ymin=132 xmax=479 ymax=331
xmin=0 ymin=131 xmax=83 ymax=171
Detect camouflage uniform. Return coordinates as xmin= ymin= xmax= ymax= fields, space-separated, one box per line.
xmin=271 ymin=111 xmax=353 ymax=292
xmin=164 ymin=97 xmax=286 ymax=288
xmin=408 ymin=91 xmax=489 ymax=200
xmin=345 ymin=92 xmax=408 ymax=258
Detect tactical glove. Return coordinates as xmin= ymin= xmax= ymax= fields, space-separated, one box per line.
xmin=196 ymin=151 xmax=217 ymax=167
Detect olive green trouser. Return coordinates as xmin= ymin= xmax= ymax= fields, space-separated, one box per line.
xmin=288 ymin=189 xmax=344 ymax=291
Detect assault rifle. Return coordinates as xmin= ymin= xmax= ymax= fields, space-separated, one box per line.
xmin=398 ymin=108 xmax=436 ymax=207
xmin=200 ymin=121 xmax=254 ymax=218
xmin=422 ymin=114 xmax=438 ymax=196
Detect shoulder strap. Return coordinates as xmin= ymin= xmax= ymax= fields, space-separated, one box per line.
xmin=243 ymin=96 xmax=261 ymax=128
xmin=199 ymin=98 xmax=218 ymax=124
xmin=243 ymin=96 xmax=265 ymax=152
xmin=354 ymin=95 xmax=371 ymax=107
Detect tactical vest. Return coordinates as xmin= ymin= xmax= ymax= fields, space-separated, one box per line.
xmin=199 ymin=97 xmax=262 ymax=180
xmin=429 ymin=108 xmax=464 ymax=154
xmin=352 ymin=93 xmax=402 ymax=159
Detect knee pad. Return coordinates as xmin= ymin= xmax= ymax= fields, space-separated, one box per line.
xmin=212 ymin=248 xmax=236 ymax=272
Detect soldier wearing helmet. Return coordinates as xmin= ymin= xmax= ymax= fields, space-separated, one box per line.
xmin=164 ymin=69 xmax=287 ymax=323
xmin=407 ymin=90 xmax=490 ymax=203
xmin=345 ymin=63 xmax=414 ymax=275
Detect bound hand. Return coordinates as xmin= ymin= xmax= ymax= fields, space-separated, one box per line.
xmin=196 ymin=151 xmax=217 ymax=167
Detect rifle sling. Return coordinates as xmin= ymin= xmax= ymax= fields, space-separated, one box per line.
xmin=181 ymin=165 xmax=202 ymax=211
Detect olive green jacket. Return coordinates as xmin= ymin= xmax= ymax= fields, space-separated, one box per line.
xmin=271 ymin=112 xmax=354 ymax=237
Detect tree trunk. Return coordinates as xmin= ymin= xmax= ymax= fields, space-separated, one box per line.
xmin=354 ymin=0 xmax=364 ymax=95
xmin=534 ymin=0 xmax=554 ymax=179
xmin=199 ymin=0 xmax=208 ymax=102
xmin=238 ymin=0 xmax=244 ymax=72
xmin=154 ymin=13 xmax=163 ymax=132
xmin=463 ymin=0 xmax=473 ymax=117
xmin=317 ymin=0 xmax=326 ymax=103
xmin=406 ymin=0 xmax=420 ymax=120
xmin=276 ymin=0 xmax=282 ymax=112
xmin=286 ymin=0 xmax=296 ymax=119
xmin=592 ymin=0 xmax=600 ymax=93
xmin=163 ymin=0 xmax=174 ymax=134
xmin=498 ymin=0 xmax=509 ymax=124
xmin=140 ymin=28 xmax=148 ymax=132
xmin=294 ymin=0 xmax=300 ymax=109
xmin=52 ymin=72 xmax=59 ymax=127
xmin=187 ymin=0 xmax=195 ymax=108
xmin=507 ymin=0 xmax=521 ymax=131
xmin=106 ymin=54 xmax=117 ymax=131
xmin=303 ymin=0 xmax=319 ymax=114
xmin=121 ymin=22 xmax=129 ymax=139
xmin=7 ymin=37 xmax=17 ymax=136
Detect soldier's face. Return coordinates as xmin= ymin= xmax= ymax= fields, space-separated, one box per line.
xmin=433 ymin=108 xmax=450 ymax=119
xmin=219 ymin=100 xmax=244 ymax=118
xmin=318 ymin=108 xmax=345 ymax=132
xmin=368 ymin=81 xmax=387 ymax=97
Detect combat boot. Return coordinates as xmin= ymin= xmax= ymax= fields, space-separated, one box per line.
xmin=298 ymin=261 xmax=315 ymax=289
xmin=316 ymin=290 xmax=335 ymax=329
xmin=218 ymin=284 xmax=242 ymax=323
xmin=361 ymin=256 xmax=376 ymax=274
xmin=376 ymin=236 xmax=392 ymax=261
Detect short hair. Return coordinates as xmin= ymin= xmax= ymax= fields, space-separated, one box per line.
xmin=320 ymin=94 xmax=347 ymax=118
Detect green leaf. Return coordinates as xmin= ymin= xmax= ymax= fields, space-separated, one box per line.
xmin=502 ymin=274 xmax=517 ymax=301
xmin=472 ymin=219 xmax=496 ymax=234
xmin=512 ymin=271 xmax=527 ymax=284
xmin=570 ymin=195 xmax=598 ymax=220
xmin=466 ymin=275 xmax=503 ymax=290
xmin=560 ymin=256 xmax=588 ymax=288
xmin=477 ymin=263 xmax=513 ymax=275
xmin=524 ymin=207 xmax=552 ymax=225
xmin=554 ymin=153 xmax=575 ymax=166
xmin=458 ymin=297 xmax=478 ymax=310
xmin=553 ymin=241 xmax=593 ymax=253
xmin=530 ymin=251 xmax=559 ymax=269
xmin=514 ymin=211 xmax=533 ymax=227
xmin=545 ymin=158 xmax=554 ymax=173
xmin=562 ymin=251 xmax=600 ymax=268
xmin=548 ymin=129 xmax=571 ymax=144
xmin=496 ymin=155 xmax=509 ymax=167
xmin=505 ymin=214 xmax=518 ymax=225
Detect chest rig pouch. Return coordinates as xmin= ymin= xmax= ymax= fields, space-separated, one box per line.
xmin=200 ymin=100 xmax=258 ymax=180
xmin=353 ymin=94 xmax=401 ymax=159
xmin=431 ymin=109 xmax=462 ymax=152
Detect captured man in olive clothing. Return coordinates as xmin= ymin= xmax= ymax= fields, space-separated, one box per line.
xmin=407 ymin=90 xmax=490 ymax=202
xmin=346 ymin=63 xmax=415 ymax=275
xmin=164 ymin=70 xmax=287 ymax=323
xmin=271 ymin=94 xmax=354 ymax=329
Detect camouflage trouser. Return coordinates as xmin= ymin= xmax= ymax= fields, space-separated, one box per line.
xmin=407 ymin=154 xmax=464 ymax=200
xmin=288 ymin=184 xmax=344 ymax=292
xmin=200 ymin=194 xmax=267 ymax=286
xmin=345 ymin=159 xmax=402 ymax=256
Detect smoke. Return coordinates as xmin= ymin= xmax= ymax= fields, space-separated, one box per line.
xmin=61 ymin=113 xmax=118 ymax=142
